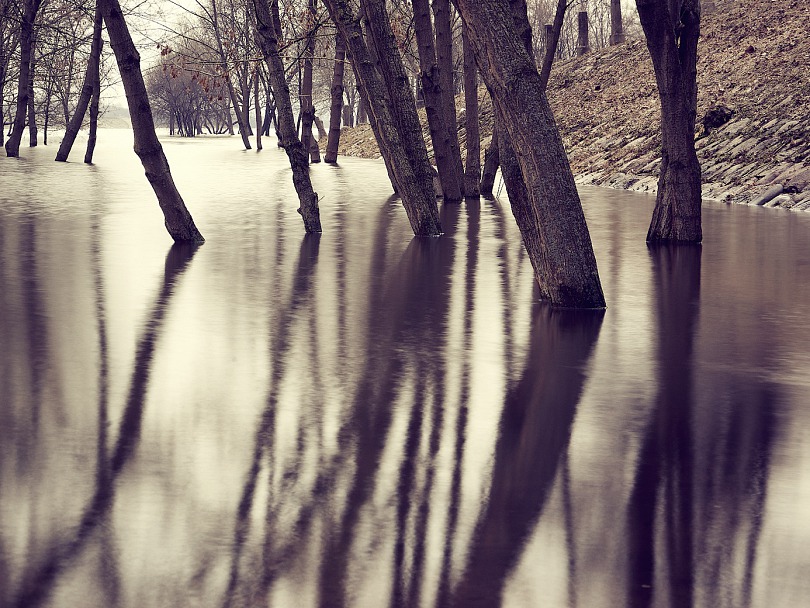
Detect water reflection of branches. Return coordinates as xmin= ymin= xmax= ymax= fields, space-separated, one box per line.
xmin=9 ymin=243 xmax=199 ymax=608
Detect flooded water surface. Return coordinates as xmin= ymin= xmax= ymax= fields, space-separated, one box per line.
xmin=1 ymin=131 xmax=810 ymax=608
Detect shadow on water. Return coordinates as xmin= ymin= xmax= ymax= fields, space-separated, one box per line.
xmin=628 ymin=244 xmax=777 ymax=608
xmin=9 ymin=242 xmax=199 ymax=608
xmin=451 ymin=305 xmax=604 ymax=607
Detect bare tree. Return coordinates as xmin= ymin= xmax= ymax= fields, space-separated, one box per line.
xmin=323 ymin=29 xmax=344 ymax=163
xmin=5 ymin=0 xmax=42 ymax=157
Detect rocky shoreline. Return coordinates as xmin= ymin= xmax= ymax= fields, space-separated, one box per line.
xmin=325 ymin=0 xmax=809 ymax=212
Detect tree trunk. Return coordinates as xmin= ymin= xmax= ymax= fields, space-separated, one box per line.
xmin=539 ymin=0 xmax=568 ymax=90
xmin=300 ymin=0 xmax=317 ymax=162
xmin=251 ymin=0 xmax=321 ymax=233
xmin=432 ymin=0 xmax=465 ymax=191
xmin=324 ymin=31 xmax=345 ymax=164
xmin=610 ymin=0 xmax=625 ymax=45
xmin=323 ymin=0 xmax=441 ymax=235
xmin=413 ymin=0 xmax=463 ymax=202
xmin=57 ymin=3 xmax=103 ymax=162
xmin=84 ymin=52 xmax=101 ymax=164
xmin=637 ymin=0 xmax=702 ymax=243
xmin=577 ymin=10 xmax=590 ymax=56
xmin=480 ymin=127 xmax=499 ymax=196
xmin=254 ymin=71 xmax=263 ymax=150
xmin=457 ymin=0 xmax=606 ymax=307
xmin=5 ymin=0 xmax=41 ymax=157
xmin=462 ymin=24 xmax=480 ymax=197
xmin=27 ymin=30 xmax=37 ymax=147
xmin=99 ymin=0 xmax=204 ymax=242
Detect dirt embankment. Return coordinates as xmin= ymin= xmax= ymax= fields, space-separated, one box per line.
xmin=326 ymin=0 xmax=810 ymax=210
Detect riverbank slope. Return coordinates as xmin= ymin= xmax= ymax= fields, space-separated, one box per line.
xmin=328 ymin=0 xmax=810 ymax=210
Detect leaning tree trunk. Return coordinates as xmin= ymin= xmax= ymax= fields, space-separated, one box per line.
xmin=251 ymin=0 xmax=321 ymax=233
xmin=457 ymin=0 xmax=605 ymax=308
xmin=5 ymin=0 xmax=41 ymax=157
xmin=322 ymin=0 xmax=441 ymax=236
xmin=637 ymin=0 xmax=702 ymax=243
xmin=324 ymin=31 xmax=345 ymax=164
xmin=99 ymin=0 xmax=204 ymax=242
xmin=462 ymin=23 xmax=480 ymax=197
xmin=413 ymin=0 xmax=463 ymax=203
xmin=57 ymin=3 xmax=103 ymax=162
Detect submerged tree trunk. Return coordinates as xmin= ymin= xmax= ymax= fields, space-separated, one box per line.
xmin=637 ymin=0 xmax=702 ymax=243
xmin=254 ymin=72 xmax=263 ymax=150
xmin=5 ymin=0 xmax=41 ymax=157
xmin=324 ymin=32 xmax=345 ymax=164
xmin=480 ymin=127 xmax=499 ymax=196
xmin=99 ymin=0 xmax=204 ymax=242
xmin=323 ymin=0 xmax=441 ymax=235
xmin=299 ymin=0 xmax=317 ymax=162
xmin=27 ymin=30 xmax=37 ymax=147
xmin=462 ymin=24 xmax=480 ymax=197
xmin=57 ymin=4 xmax=103 ymax=162
xmin=84 ymin=57 xmax=100 ymax=164
xmin=413 ymin=0 xmax=463 ymax=202
xmin=252 ymin=0 xmax=321 ymax=233
xmin=458 ymin=0 xmax=605 ymax=308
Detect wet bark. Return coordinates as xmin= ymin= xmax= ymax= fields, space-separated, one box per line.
xmin=637 ymin=0 xmax=702 ymax=243
xmin=462 ymin=24 xmax=480 ymax=197
xmin=252 ymin=0 xmax=321 ymax=232
xmin=5 ymin=0 xmax=41 ymax=157
xmin=322 ymin=0 xmax=441 ymax=235
xmin=412 ymin=0 xmax=463 ymax=202
xmin=324 ymin=31 xmax=345 ymax=164
xmin=57 ymin=3 xmax=103 ymax=162
xmin=99 ymin=0 xmax=204 ymax=242
xmin=458 ymin=0 xmax=606 ymax=307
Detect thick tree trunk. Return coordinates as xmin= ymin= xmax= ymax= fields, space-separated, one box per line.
xmin=462 ymin=24 xmax=480 ymax=197
xmin=99 ymin=0 xmax=204 ymax=242
xmin=57 ymin=4 xmax=103 ymax=162
xmin=252 ymin=0 xmax=321 ymax=233
xmin=480 ymin=127 xmax=499 ymax=196
xmin=458 ymin=0 xmax=606 ymax=307
xmin=413 ymin=0 xmax=463 ymax=202
xmin=324 ymin=32 xmax=345 ymax=164
xmin=322 ymin=0 xmax=441 ymax=235
xmin=637 ymin=0 xmax=702 ymax=243
xmin=432 ymin=0 xmax=465 ymax=190
xmin=610 ymin=0 xmax=625 ymax=45
xmin=5 ymin=0 xmax=40 ymax=157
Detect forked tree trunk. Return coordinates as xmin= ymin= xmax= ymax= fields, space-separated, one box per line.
xmin=324 ymin=32 xmax=345 ymax=164
xmin=322 ymin=0 xmax=441 ymax=235
xmin=458 ymin=0 xmax=605 ymax=308
xmin=432 ymin=0 xmax=465 ymax=191
xmin=462 ymin=24 xmax=480 ymax=197
xmin=5 ymin=0 xmax=41 ymax=157
xmin=57 ymin=3 xmax=103 ymax=162
xmin=637 ymin=0 xmax=702 ymax=243
xmin=99 ymin=0 xmax=204 ymax=242
xmin=252 ymin=0 xmax=321 ymax=233
xmin=413 ymin=0 xmax=463 ymax=202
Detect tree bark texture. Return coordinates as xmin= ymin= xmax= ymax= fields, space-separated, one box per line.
xmin=324 ymin=32 xmax=345 ymax=163
xmin=413 ymin=0 xmax=463 ymax=202
xmin=252 ymin=0 xmax=321 ymax=233
xmin=457 ymin=0 xmax=606 ymax=308
xmin=99 ymin=0 xmax=205 ymax=242
xmin=57 ymin=3 xmax=103 ymax=162
xmin=431 ymin=0 xmax=465 ymax=190
xmin=5 ymin=0 xmax=40 ymax=157
xmin=322 ymin=0 xmax=441 ymax=236
xmin=637 ymin=0 xmax=702 ymax=243
xmin=462 ymin=24 xmax=480 ymax=197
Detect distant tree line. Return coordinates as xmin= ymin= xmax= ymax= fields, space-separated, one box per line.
xmin=2 ymin=0 xmax=705 ymax=308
